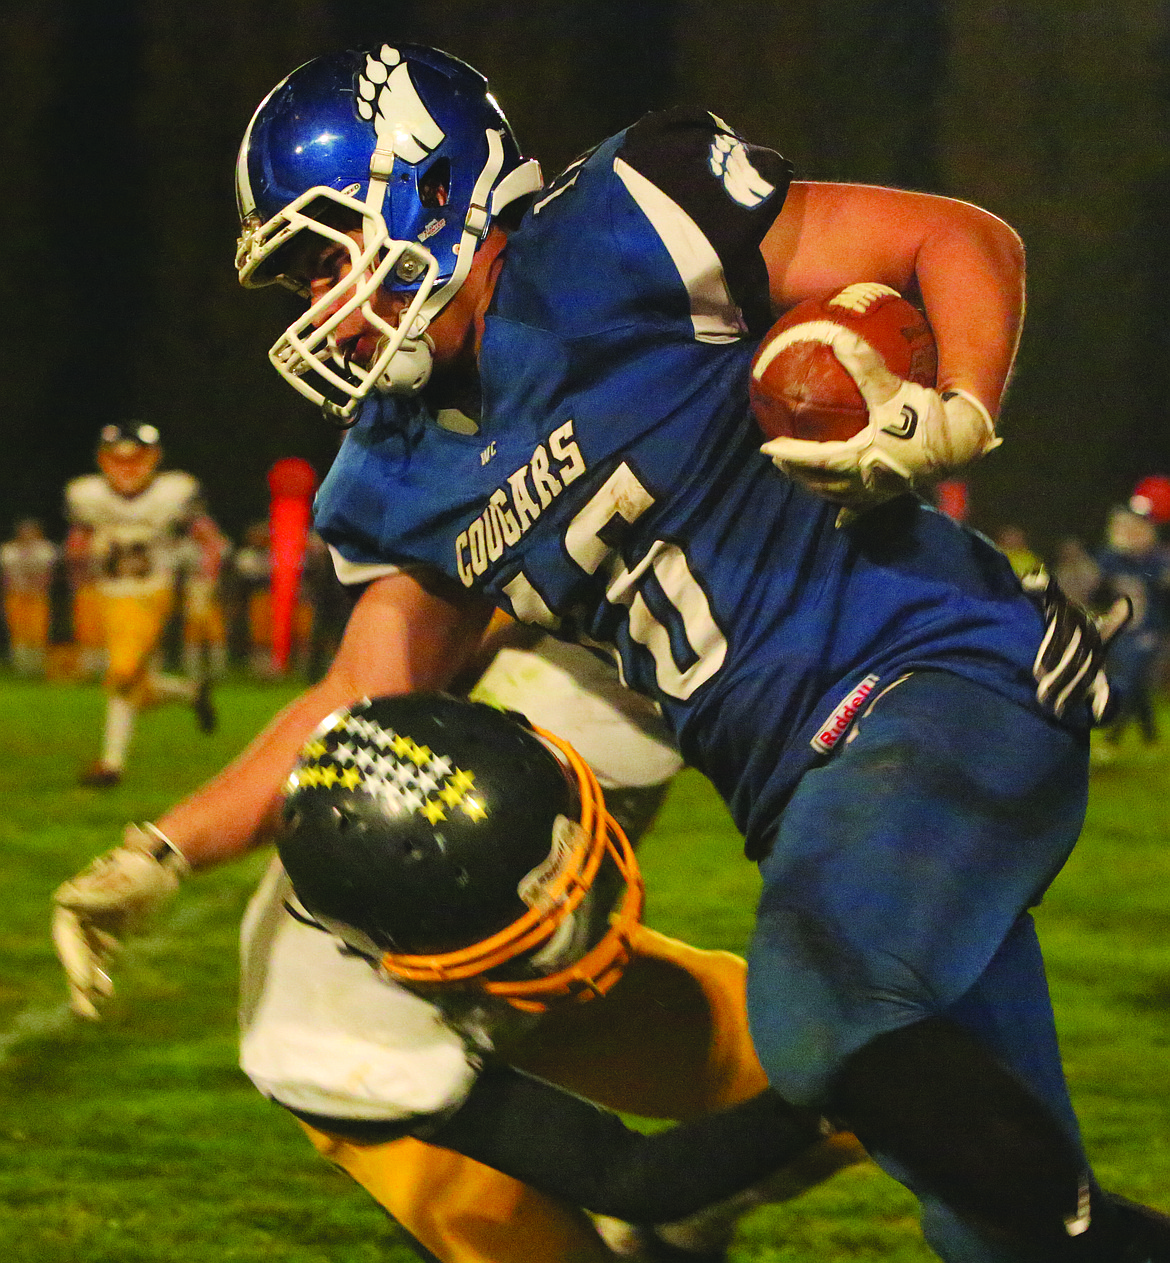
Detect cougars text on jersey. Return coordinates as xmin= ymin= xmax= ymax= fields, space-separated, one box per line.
xmin=455 ymin=421 xmax=586 ymax=586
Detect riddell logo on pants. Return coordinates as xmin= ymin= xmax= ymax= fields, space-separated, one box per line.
xmin=810 ymin=674 xmax=880 ymax=754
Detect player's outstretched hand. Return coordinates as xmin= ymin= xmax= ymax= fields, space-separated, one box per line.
xmin=1022 ymin=568 xmax=1132 ymax=723
xmin=761 ymin=329 xmax=1001 ymax=511
xmin=51 ymin=824 xmax=190 ymax=1019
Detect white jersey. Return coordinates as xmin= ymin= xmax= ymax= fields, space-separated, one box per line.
xmin=175 ymin=535 xmax=227 ymax=616
xmin=239 ymin=857 xmax=488 ymax=1122
xmin=234 ymin=545 xmax=271 ymax=585
xmin=65 ymin=470 xmax=200 ymax=598
xmin=0 ymin=539 xmax=58 ymax=594
xmin=471 ymin=639 xmax=683 ymax=789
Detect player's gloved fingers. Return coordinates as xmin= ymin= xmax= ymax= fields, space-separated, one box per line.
xmin=1034 ymin=619 xmax=1083 ymax=697
xmin=66 ymin=986 xmax=102 ymax=1022
xmin=51 ymin=908 xmax=111 ymax=1019
xmin=82 ymin=925 xmax=122 ymax=967
xmin=1051 ymin=653 xmax=1095 ymax=718
xmin=1095 ymin=595 xmax=1133 ymax=648
xmin=857 ymin=448 xmax=915 ymax=494
xmin=51 ymin=907 xmax=93 ymax=987
xmin=760 ymin=434 xmax=866 ymax=470
xmin=1031 ymin=616 xmax=1059 ymax=686
xmin=1019 ymin=568 xmax=1050 ymax=600
xmin=1036 ymin=595 xmax=1087 ymax=677
xmin=829 ymin=328 xmax=901 ymax=406
xmin=1088 ymin=670 xmax=1113 ymax=724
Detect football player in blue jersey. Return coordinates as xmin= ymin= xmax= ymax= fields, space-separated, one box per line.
xmin=55 ymin=42 xmax=1160 ymax=1262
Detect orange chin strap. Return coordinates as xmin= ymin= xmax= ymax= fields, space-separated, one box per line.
xmin=379 ymin=725 xmax=645 ymax=1013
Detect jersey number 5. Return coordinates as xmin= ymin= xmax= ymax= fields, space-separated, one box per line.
xmin=564 ymin=463 xmax=727 ymax=700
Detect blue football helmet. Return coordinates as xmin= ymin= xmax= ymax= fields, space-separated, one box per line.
xmin=235 ymin=44 xmax=542 ymax=416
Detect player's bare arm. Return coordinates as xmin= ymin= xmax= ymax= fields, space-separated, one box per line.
xmin=187 ymin=512 xmax=229 ymax=571
xmin=759 ymin=181 xmax=1023 ymax=508
xmin=762 ymin=180 xmax=1025 ymax=414
xmin=159 ymin=569 xmax=493 ymax=869
xmin=52 ymin=568 xmax=492 ymax=1019
xmin=63 ymin=523 xmax=94 ymax=563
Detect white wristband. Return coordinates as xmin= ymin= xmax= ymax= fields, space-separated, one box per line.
xmin=127 ymin=822 xmax=193 ymax=877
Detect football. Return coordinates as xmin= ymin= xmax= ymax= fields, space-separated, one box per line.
xmin=750 ymin=282 xmax=937 ymax=442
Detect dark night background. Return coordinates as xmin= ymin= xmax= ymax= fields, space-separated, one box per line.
xmin=3 ymin=0 xmax=1169 ymax=555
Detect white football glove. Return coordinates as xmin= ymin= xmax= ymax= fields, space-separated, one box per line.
xmin=52 ymin=823 xmax=191 ymax=1019
xmin=760 ymin=325 xmax=1002 ymax=511
xmin=1021 ymin=568 xmax=1133 ymax=723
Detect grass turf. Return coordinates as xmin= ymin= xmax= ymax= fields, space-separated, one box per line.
xmin=1 ymin=675 xmax=1167 ymax=1260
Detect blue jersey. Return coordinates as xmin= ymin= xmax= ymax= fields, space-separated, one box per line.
xmin=1097 ymin=544 xmax=1170 ymax=641
xmin=316 ymin=108 xmax=1056 ymax=858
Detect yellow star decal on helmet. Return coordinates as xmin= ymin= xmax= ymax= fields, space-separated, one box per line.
xmin=460 ymin=794 xmax=487 ymax=822
xmin=420 ymin=797 xmax=447 ymax=824
xmin=449 ymin=768 xmax=475 ymax=794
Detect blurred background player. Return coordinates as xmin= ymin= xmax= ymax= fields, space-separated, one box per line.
xmin=993 ymin=524 xmax=1043 ymax=579
xmin=0 ymin=517 xmax=58 ymax=677
xmin=64 ymin=422 xmax=224 ymax=787
xmin=178 ymin=525 xmax=230 ymax=682
xmin=1052 ymin=536 xmax=1102 ymax=609
xmin=1095 ymin=500 xmax=1170 ymax=751
xmin=233 ymin=520 xmax=316 ymax=678
xmin=67 ymin=518 xmax=107 ymax=681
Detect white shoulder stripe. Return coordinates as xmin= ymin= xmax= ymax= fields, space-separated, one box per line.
xmin=328 ymin=545 xmax=401 ymax=586
xmin=613 ymin=157 xmax=745 ymax=344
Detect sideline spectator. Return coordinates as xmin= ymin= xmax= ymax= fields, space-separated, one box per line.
xmin=994 ymin=524 xmax=1043 ymax=579
xmin=1 ymin=518 xmax=58 ymax=677
xmin=1097 ymin=504 xmax=1170 ymax=749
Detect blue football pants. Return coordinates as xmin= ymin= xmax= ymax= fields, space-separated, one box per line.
xmin=746 ymin=670 xmax=1091 ymax=1261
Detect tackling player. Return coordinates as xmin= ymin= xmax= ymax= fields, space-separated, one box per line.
xmin=65 ymin=423 xmax=225 ymax=787
xmin=55 ymin=44 xmax=1157 ymax=1261
xmin=57 ymin=666 xmax=865 ymax=1263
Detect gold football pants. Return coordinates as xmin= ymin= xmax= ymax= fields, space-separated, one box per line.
xmin=300 ymin=925 xmax=865 ymax=1263
xmin=3 ymin=591 xmax=50 ymax=649
xmin=101 ymin=589 xmax=174 ymax=705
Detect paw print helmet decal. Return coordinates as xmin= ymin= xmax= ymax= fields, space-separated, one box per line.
xmin=235 ymin=44 xmax=542 ymax=415
xmin=278 ymin=694 xmax=643 ymax=1012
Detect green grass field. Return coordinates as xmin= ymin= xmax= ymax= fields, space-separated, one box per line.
xmin=1 ymin=675 xmax=1168 ymax=1261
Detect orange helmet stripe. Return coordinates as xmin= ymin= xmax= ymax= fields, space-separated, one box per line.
xmin=379 ymin=724 xmax=645 ymax=1010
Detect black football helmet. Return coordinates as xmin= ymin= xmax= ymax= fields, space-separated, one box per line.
xmin=278 ymin=693 xmax=643 ymax=1011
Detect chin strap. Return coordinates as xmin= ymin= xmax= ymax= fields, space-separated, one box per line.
xmin=414 ymin=128 xmax=506 ymax=332
xmin=379 ymin=726 xmax=645 ymax=1012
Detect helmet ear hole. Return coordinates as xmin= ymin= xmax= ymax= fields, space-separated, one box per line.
xmin=419 ymin=157 xmax=450 ymax=208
